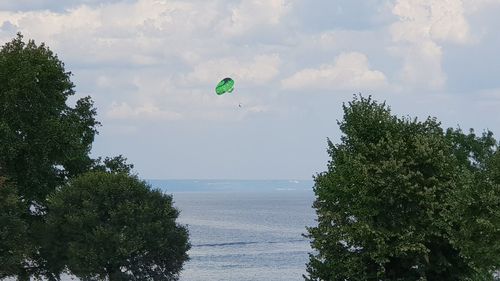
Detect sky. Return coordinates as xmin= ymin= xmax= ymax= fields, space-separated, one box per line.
xmin=1 ymin=0 xmax=500 ymax=180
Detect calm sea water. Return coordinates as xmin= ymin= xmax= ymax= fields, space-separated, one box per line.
xmin=149 ymin=180 xmax=316 ymax=281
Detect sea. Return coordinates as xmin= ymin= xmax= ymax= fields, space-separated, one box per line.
xmin=148 ymin=179 xmax=317 ymax=281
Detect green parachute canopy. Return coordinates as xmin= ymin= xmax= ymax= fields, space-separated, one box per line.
xmin=215 ymin=77 xmax=235 ymax=95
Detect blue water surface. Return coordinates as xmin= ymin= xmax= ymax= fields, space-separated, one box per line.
xmin=148 ymin=180 xmax=317 ymax=281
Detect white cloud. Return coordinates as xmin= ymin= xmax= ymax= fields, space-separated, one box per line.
xmin=220 ymin=0 xmax=292 ymax=36
xmin=0 ymin=0 xmax=223 ymax=66
xmin=391 ymin=0 xmax=470 ymax=44
xmin=389 ymin=0 xmax=470 ymax=90
xmin=462 ymin=0 xmax=500 ymax=13
xmin=107 ymin=102 xmax=182 ymax=121
xmin=187 ymin=54 xmax=281 ymax=85
xmin=390 ymin=41 xmax=446 ymax=90
xmin=0 ymin=6 xmax=100 ymax=41
xmin=281 ymin=52 xmax=387 ymax=91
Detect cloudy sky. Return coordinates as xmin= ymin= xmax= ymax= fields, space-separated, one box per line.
xmin=1 ymin=0 xmax=500 ymax=180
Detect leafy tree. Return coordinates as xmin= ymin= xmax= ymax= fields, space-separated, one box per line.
xmin=0 ymin=33 xmax=99 ymax=205
xmin=306 ymin=96 xmax=475 ymax=280
xmin=0 ymin=33 xmax=99 ymax=278
xmin=0 ymin=177 xmax=30 ymax=278
xmin=92 ymin=154 xmax=135 ymax=174
xmin=46 ymin=172 xmax=190 ymax=281
xmin=0 ymin=33 xmax=191 ymax=281
xmin=444 ymin=129 xmax=500 ymax=279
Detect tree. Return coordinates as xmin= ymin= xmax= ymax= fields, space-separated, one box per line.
xmin=0 ymin=33 xmax=99 ymax=278
xmin=0 ymin=177 xmax=30 ymax=278
xmin=0 ymin=33 xmax=99 ymax=205
xmin=92 ymin=154 xmax=135 ymax=174
xmin=444 ymin=129 xmax=500 ymax=279
xmin=46 ymin=172 xmax=191 ymax=281
xmin=306 ymin=96 xmax=475 ymax=280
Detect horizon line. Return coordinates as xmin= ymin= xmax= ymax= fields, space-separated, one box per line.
xmin=146 ymin=178 xmax=314 ymax=181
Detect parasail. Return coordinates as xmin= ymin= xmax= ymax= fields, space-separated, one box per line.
xmin=215 ymin=77 xmax=235 ymax=95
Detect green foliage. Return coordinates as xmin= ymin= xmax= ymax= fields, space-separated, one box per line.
xmin=0 ymin=33 xmax=100 ymax=279
xmin=0 ymin=178 xmax=30 ymax=278
xmin=306 ymin=95 xmax=500 ymax=280
xmin=46 ymin=172 xmax=190 ymax=281
xmin=444 ymin=130 xmax=500 ymax=276
xmin=0 ymin=33 xmax=99 ymax=204
xmin=0 ymin=33 xmax=191 ymax=281
xmin=446 ymin=128 xmax=496 ymax=172
xmin=92 ymin=154 xmax=135 ymax=174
